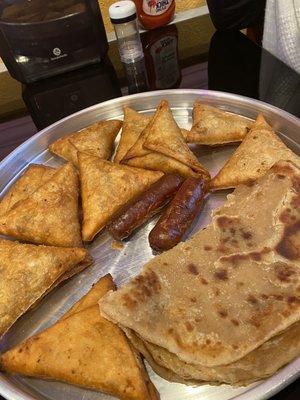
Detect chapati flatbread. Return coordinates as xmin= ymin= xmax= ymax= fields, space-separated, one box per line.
xmin=49 ymin=120 xmax=122 ymax=166
xmin=124 ymin=328 xmax=198 ymax=386
xmin=0 ymin=239 xmax=91 ymax=338
xmin=0 ymin=163 xmax=82 ymax=247
xmin=0 ymin=165 xmax=56 ymax=216
xmin=186 ymin=102 xmax=253 ymax=145
xmin=100 ymin=160 xmax=300 ymax=368
xmin=210 ymin=114 xmax=300 ymax=190
xmin=1 ymin=275 xmax=158 ymax=400
xmin=127 ymin=322 xmax=300 ymax=385
xmin=78 ymin=153 xmax=163 ymax=241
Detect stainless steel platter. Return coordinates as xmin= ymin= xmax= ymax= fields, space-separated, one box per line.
xmin=0 ymin=89 xmax=299 ymax=400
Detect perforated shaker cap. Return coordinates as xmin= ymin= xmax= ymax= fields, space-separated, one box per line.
xmin=109 ymin=1 xmax=137 ymax=24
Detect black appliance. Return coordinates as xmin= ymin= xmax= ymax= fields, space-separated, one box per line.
xmin=0 ymin=0 xmax=108 ymax=83
xmin=22 ymin=58 xmax=122 ymax=129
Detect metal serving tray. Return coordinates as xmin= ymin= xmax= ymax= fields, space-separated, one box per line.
xmin=0 ymin=89 xmax=299 ymax=400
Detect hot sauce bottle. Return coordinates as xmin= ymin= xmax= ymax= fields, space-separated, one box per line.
xmin=134 ymin=0 xmax=175 ymax=30
xmin=142 ymin=24 xmax=181 ymax=89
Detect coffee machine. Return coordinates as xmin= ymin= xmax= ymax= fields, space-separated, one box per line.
xmin=0 ymin=0 xmax=108 ymax=83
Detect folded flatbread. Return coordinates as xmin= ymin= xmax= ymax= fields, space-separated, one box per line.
xmin=210 ymin=114 xmax=300 ymax=190
xmin=0 ymin=163 xmax=82 ymax=247
xmin=186 ymin=102 xmax=253 ymax=145
xmin=0 ymin=275 xmax=159 ymax=400
xmin=114 ymin=107 xmax=151 ymax=163
xmin=78 ymin=153 xmax=163 ymax=241
xmin=127 ymin=322 xmax=300 ymax=386
xmin=100 ymin=160 xmax=300 ymax=369
xmin=49 ymin=120 xmax=122 ymax=166
xmin=0 ymin=239 xmax=91 ymax=338
xmin=0 ymin=164 xmax=56 ymax=216
xmin=125 ymin=329 xmax=196 ymax=385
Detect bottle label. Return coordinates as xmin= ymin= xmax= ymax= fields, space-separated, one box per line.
xmin=150 ymin=35 xmax=179 ymax=89
xmin=142 ymin=0 xmax=173 ymax=16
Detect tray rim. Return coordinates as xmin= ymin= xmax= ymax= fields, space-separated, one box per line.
xmin=1 ymin=89 xmax=299 ymax=177
xmin=0 ymin=89 xmax=299 ymax=400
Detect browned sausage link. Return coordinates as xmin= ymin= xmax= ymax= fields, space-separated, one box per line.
xmin=148 ymin=177 xmax=207 ymax=252
xmin=107 ymin=174 xmax=184 ymax=240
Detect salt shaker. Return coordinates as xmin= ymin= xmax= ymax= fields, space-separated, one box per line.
xmin=109 ymin=0 xmax=148 ymax=93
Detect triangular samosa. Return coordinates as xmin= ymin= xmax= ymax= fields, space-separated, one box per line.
xmin=0 ymin=238 xmax=91 ymax=338
xmin=122 ymin=105 xmax=191 ymax=161
xmin=122 ymin=115 xmax=154 ymax=161
xmin=0 ymin=164 xmax=56 ymax=216
xmin=186 ymin=102 xmax=253 ymax=145
xmin=63 ymin=274 xmax=115 ymax=319
xmin=78 ymin=153 xmax=163 ymax=241
xmin=210 ymin=114 xmax=300 ymax=190
xmin=49 ymin=120 xmax=122 ymax=166
xmin=143 ymin=101 xmax=210 ymax=180
xmin=126 ymin=153 xmax=199 ymax=178
xmin=0 ymin=163 xmax=82 ymax=247
xmin=114 ymin=107 xmax=151 ymax=163
xmin=0 ymin=275 xmax=158 ymax=400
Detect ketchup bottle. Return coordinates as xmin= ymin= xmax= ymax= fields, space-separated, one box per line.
xmin=134 ymin=0 xmax=175 ymax=30
xmin=142 ymin=24 xmax=181 ymax=89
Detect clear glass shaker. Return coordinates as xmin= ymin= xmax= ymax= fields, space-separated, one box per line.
xmin=109 ymin=0 xmax=148 ymax=93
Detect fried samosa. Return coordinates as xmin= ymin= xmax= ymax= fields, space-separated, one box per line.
xmin=143 ymin=101 xmax=208 ymax=178
xmin=1 ymin=275 xmax=158 ymax=400
xmin=125 ymin=153 xmax=199 ymax=178
xmin=115 ymin=107 xmax=189 ymax=164
xmin=0 ymin=239 xmax=91 ymax=338
xmin=0 ymin=164 xmax=56 ymax=216
xmin=187 ymin=102 xmax=253 ymax=145
xmin=0 ymin=163 xmax=82 ymax=247
xmin=49 ymin=120 xmax=122 ymax=166
xmin=122 ymin=102 xmax=210 ymax=181
xmin=78 ymin=153 xmax=163 ymax=241
xmin=210 ymin=114 xmax=300 ymax=190
xmin=114 ymin=107 xmax=151 ymax=163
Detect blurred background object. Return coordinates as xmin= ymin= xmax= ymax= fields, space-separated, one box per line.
xmin=109 ymin=0 xmax=148 ymax=93
xmin=22 ymin=58 xmax=121 ymax=129
xmin=263 ymin=0 xmax=300 ymax=74
xmin=134 ymin=0 xmax=175 ymax=30
xmin=0 ymin=0 xmax=108 ymax=83
xmin=100 ymin=0 xmax=206 ymax=33
xmin=142 ymin=24 xmax=181 ymax=90
xmin=0 ymin=0 xmax=208 ymax=120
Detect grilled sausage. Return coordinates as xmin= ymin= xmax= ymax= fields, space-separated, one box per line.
xmin=108 ymin=174 xmax=184 ymax=240
xmin=148 ymin=177 xmax=207 ymax=251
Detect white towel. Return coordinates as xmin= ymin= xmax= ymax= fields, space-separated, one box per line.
xmin=263 ymin=0 xmax=300 ymax=74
